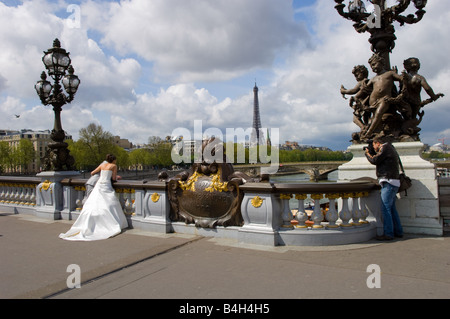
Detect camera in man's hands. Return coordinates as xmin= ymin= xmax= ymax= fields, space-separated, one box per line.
xmin=363 ymin=140 xmax=376 ymax=156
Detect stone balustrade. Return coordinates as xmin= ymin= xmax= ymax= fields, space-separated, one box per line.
xmin=239 ymin=180 xmax=381 ymax=246
xmin=0 ymin=177 xmax=40 ymax=214
xmin=0 ymin=175 xmax=381 ymax=246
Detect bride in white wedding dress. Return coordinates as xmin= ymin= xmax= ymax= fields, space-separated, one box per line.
xmin=59 ymin=154 xmax=128 ymax=241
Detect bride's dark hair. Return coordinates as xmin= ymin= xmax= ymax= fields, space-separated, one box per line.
xmin=106 ymin=154 xmax=116 ymax=163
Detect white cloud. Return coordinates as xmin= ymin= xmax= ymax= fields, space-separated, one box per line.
xmin=0 ymin=0 xmax=142 ymax=138
xmin=98 ymin=83 xmax=247 ymax=143
xmin=0 ymin=0 xmax=449 ymax=151
xmin=84 ymin=0 xmax=307 ymax=82
xmin=0 ymin=1 xmax=64 ymax=98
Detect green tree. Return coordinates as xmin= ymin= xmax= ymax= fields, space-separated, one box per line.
xmin=278 ymin=148 xmax=351 ymax=163
xmin=0 ymin=141 xmax=12 ymax=172
xmin=0 ymin=140 xmax=36 ymax=173
xmin=15 ymin=139 xmax=36 ymax=173
xmin=68 ymin=123 xmax=128 ymax=170
xmin=128 ymin=137 xmax=175 ymax=169
xmin=147 ymin=138 xmax=174 ymax=167
xmin=114 ymin=146 xmax=130 ymax=170
xmin=129 ymin=148 xmax=151 ymax=169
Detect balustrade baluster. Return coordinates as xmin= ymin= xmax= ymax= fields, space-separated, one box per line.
xmin=19 ymin=185 xmax=26 ymax=205
xmin=13 ymin=184 xmax=20 ymax=205
xmin=116 ymin=188 xmax=126 ymax=209
xmin=10 ymin=184 xmax=15 ymax=204
xmin=325 ymin=193 xmax=340 ymax=229
xmin=74 ymin=186 xmax=85 ymax=211
xmin=351 ymin=192 xmax=362 ymax=226
xmin=30 ymin=186 xmax=36 ymax=206
xmin=5 ymin=185 xmax=10 ymax=204
xmin=24 ymin=185 xmax=31 ymax=205
xmin=295 ymin=194 xmax=308 ymax=229
xmin=359 ymin=191 xmax=370 ymax=224
xmin=339 ymin=193 xmax=353 ymax=227
xmin=124 ymin=189 xmax=135 ymax=215
xmin=0 ymin=183 xmax=5 ymax=203
xmin=311 ymin=194 xmax=324 ymax=228
xmin=280 ymin=194 xmax=294 ymax=229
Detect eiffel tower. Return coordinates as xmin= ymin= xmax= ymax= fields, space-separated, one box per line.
xmin=250 ymin=82 xmax=264 ymax=146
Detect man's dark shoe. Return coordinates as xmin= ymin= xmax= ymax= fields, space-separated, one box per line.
xmin=376 ymin=235 xmax=394 ymax=241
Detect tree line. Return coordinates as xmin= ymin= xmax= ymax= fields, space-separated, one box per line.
xmin=67 ymin=123 xmax=173 ymax=171
xmin=279 ymin=148 xmax=353 ymax=163
xmin=0 ymin=139 xmax=35 ymax=173
xmin=67 ymin=125 xmax=353 ymax=171
xmin=0 ymin=123 xmax=355 ymax=174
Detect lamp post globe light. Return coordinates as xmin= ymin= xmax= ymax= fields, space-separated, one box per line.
xmin=35 ymin=39 xmax=80 ymax=171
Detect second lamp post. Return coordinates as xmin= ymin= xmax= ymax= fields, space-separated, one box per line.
xmin=35 ymin=38 xmax=80 ymax=171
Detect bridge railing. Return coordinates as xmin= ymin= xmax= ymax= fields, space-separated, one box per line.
xmin=0 ymin=175 xmax=381 ymax=246
xmin=0 ymin=176 xmax=40 ymax=209
xmin=238 ymin=180 xmax=381 ymax=245
xmin=271 ymin=181 xmax=379 ymax=228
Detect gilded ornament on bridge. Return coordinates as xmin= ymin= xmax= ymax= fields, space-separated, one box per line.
xmin=151 ymin=193 xmax=161 ymax=203
xmin=325 ymin=193 xmax=341 ymax=200
xmin=205 ymin=172 xmax=229 ymax=193
xmin=40 ymin=180 xmax=52 ymax=192
xmin=295 ymin=194 xmax=308 ymax=200
xmin=178 ymin=171 xmax=201 ymax=192
xmin=251 ymin=196 xmax=264 ymax=208
xmin=168 ymin=137 xmax=255 ymax=229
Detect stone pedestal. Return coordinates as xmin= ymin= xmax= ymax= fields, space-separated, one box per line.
xmin=130 ymin=186 xmax=172 ymax=233
xmin=35 ymin=171 xmax=80 ymax=220
xmin=238 ymin=186 xmax=281 ymax=246
xmin=338 ymin=142 xmax=442 ymax=236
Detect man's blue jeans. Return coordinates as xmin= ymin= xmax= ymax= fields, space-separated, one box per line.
xmin=380 ymin=182 xmax=403 ymax=238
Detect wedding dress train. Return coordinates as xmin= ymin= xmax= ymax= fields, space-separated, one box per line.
xmin=59 ymin=170 xmax=128 ymax=241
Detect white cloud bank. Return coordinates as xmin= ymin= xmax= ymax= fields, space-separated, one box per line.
xmin=0 ymin=0 xmax=449 ymax=150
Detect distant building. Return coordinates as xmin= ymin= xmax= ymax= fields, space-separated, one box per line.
xmin=429 ymin=143 xmax=449 ymax=153
xmin=280 ymin=141 xmax=332 ymax=152
xmin=0 ymin=129 xmax=19 ymax=136
xmin=169 ymin=137 xmax=201 ymax=160
xmin=281 ymin=141 xmax=300 ymax=151
xmin=0 ymin=129 xmax=72 ymax=173
xmin=113 ymin=136 xmax=133 ymax=150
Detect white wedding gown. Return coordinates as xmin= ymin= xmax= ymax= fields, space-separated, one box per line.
xmin=59 ymin=170 xmax=128 ymax=241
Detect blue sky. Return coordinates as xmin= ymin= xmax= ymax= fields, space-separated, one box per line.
xmin=0 ymin=0 xmax=449 ymax=151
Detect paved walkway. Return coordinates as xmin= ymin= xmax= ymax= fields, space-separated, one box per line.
xmin=1 ymin=211 xmax=450 ymax=300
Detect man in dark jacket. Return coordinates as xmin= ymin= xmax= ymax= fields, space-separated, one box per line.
xmin=365 ymin=138 xmax=404 ymax=240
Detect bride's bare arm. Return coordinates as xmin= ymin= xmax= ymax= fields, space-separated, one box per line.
xmin=112 ymin=164 xmax=118 ymax=181
xmin=91 ymin=163 xmax=104 ymax=176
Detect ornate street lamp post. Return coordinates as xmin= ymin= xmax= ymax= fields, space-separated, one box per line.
xmin=334 ymin=0 xmax=428 ymax=69
xmin=334 ymin=0 xmax=443 ymax=143
xmin=35 ymin=38 xmax=80 ymax=171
